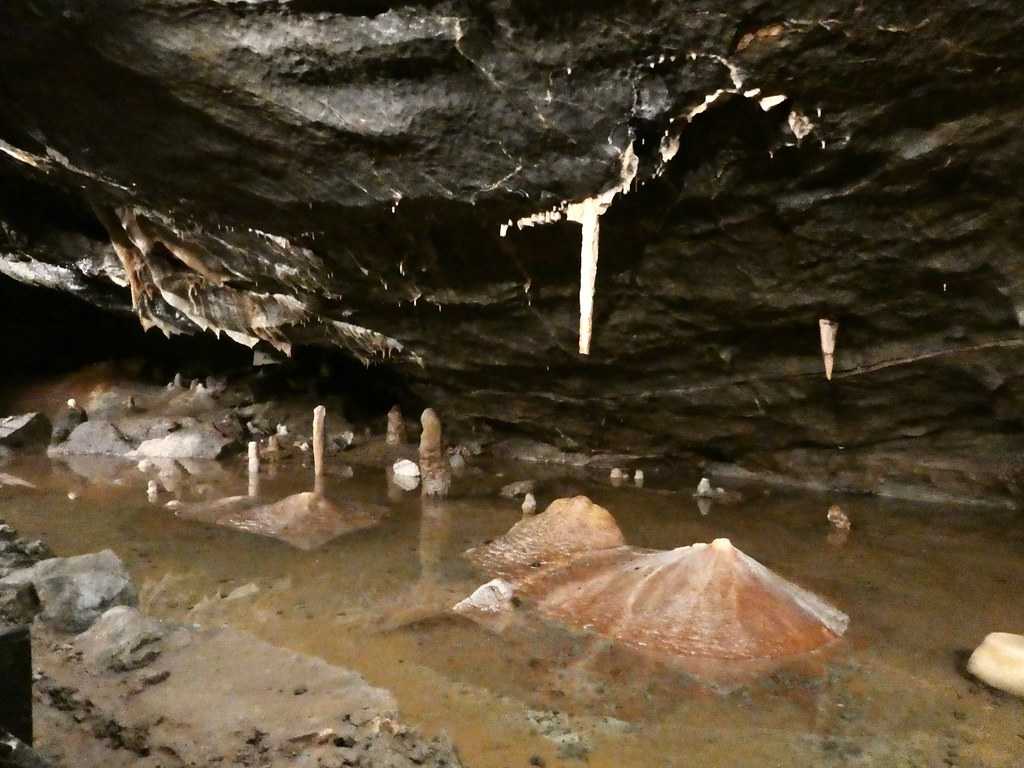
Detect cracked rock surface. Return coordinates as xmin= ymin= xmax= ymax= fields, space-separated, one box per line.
xmin=2 ymin=2 xmax=1024 ymax=504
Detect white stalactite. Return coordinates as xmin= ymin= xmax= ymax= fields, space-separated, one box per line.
xmin=568 ymin=198 xmax=601 ymax=355
xmin=819 ymin=318 xmax=839 ymax=381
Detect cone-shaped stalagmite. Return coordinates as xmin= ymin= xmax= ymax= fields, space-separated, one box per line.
xmin=466 ymin=495 xmax=625 ymax=579
xmin=419 ymin=408 xmax=451 ymax=497
xmin=819 ymin=318 xmax=839 ymax=381
xmin=523 ymin=537 xmax=848 ymax=660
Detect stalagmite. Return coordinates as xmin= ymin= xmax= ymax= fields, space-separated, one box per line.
xmin=173 ymin=372 xmax=184 ymax=389
xmin=247 ymin=441 xmax=260 ymax=498
xmin=634 ymin=469 xmax=645 ymax=487
xmin=419 ymin=408 xmax=451 ymax=497
xmin=466 ymin=496 xmax=626 ymax=578
xmin=521 ymin=492 xmax=537 ymax=517
xmin=146 ymin=480 xmax=159 ymax=503
xmin=386 ymin=405 xmax=406 ymax=446
xmin=521 ymin=537 xmax=848 ymax=660
xmin=312 ymin=407 xmax=326 ymax=468
xmin=819 ymin=318 xmax=839 ymax=381
xmin=312 ymin=405 xmax=326 ymax=493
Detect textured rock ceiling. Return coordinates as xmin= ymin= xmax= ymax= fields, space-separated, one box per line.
xmin=2 ymin=1 xmax=1024 ymax=505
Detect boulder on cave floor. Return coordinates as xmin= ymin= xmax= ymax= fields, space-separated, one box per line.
xmin=0 ymin=413 xmax=51 ymax=452
xmin=0 ymin=550 xmax=136 ymax=633
xmin=47 ymin=421 xmax=134 ymax=458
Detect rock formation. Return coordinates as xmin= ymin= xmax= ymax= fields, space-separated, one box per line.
xmin=386 ymin=406 xmax=406 ymax=447
xmin=968 ymin=632 xmax=1024 ymax=698
xmin=466 ymin=496 xmax=626 ymax=579
xmin=2 ymin=2 xmax=1024 ymax=505
xmin=524 ymin=538 xmax=848 ymax=660
xmin=418 ymin=409 xmax=451 ymax=498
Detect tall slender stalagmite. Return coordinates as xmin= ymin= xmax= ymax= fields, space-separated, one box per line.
xmin=419 ymin=408 xmax=451 ymax=497
xmin=247 ymin=440 xmax=260 ymax=498
xmin=312 ymin=405 xmax=326 ymax=492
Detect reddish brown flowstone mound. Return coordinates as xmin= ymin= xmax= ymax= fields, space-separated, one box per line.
xmin=466 ymin=497 xmax=848 ymax=662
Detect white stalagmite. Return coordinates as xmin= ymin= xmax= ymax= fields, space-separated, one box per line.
xmin=247 ymin=441 xmax=260 ymax=498
xmin=312 ymin=405 xmax=327 ymax=480
xmin=819 ymin=319 xmax=839 ymax=381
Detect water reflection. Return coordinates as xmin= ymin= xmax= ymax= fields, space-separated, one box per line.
xmin=0 ymin=454 xmax=1022 ymax=768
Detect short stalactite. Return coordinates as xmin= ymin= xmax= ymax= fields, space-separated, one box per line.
xmin=819 ymin=318 xmax=839 ymax=381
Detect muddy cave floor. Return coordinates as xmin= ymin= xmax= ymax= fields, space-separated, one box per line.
xmin=2 ymin=361 xmax=1024 ymax=768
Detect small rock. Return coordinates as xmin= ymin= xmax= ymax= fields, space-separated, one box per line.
xmin=0 ymin=581 xmax=40 ymax=625
xmin=0 ymin=413 xmax=52 ymax=451
xmin=967 ymin=632 xmax=1024 ymax=697
xmin=453 ymin=579 xmax=515 ymax=614
xmin=393 ymin=459 xmax=420 ymax=478
xmin=76 ymin=606 xmax=167 ymax=672
xmin=51 ymin=406 xmax=88 ymax=445
xmin=224 ymin=582 xmax=260 ymax=601
xmin=500 ymin=480 xmax=535 ymax=498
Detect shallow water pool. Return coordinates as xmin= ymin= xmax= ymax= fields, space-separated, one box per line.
xmin=2 ymin=453 xmax=1023 ymax=767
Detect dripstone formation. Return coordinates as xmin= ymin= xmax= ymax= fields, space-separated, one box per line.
xmin=2 ymin=2 xmax=1024 ymax=506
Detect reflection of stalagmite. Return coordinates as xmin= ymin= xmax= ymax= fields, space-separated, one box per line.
xmin=386 ymin=405 xmax=406 ymax=446
xmin=524 ymin=538 xmax=848 ymax=660
xmin=175 ymin=491 xmax=386 ymax=551
xmin=419 ymin=409 xmax=450 ymax=497
xmin=466 ymin=495 xmax=625 ymax=579
xmin=362 ymin=500 xmax=463 ymax=632
xmin=819 ymin=318 xmax=839 ymax=381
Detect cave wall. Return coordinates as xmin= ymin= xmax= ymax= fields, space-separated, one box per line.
xmin=2 ymin=1 xmax=1024 ymax=505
